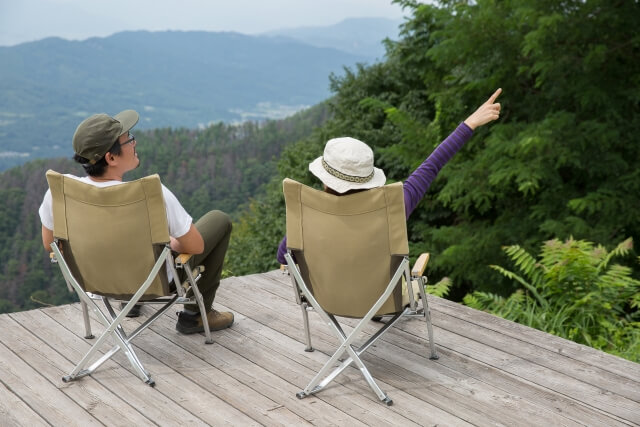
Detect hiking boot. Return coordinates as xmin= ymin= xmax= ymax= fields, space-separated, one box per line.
xmin=176 ymin=309 xmax=234 ymax=334
xmin=120 ymin=302 xmax=142 ymax=318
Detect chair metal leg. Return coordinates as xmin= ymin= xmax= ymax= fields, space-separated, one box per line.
xmin=184 ymin=265 xmax=214 ymax=344
xmin=80 ymin=300 xmax=94 ymax=339
xmin=300 ymin=302 xmax=314 ymax=352
xmin=417 ymin=278 xmax=438 ymax=360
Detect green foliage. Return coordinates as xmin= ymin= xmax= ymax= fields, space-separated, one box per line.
xmin=464 ymin=238 xmax=640 ymax=362
xmin=426 ymin=277 xmax=452 ymax=299
xmin=228 ymin=0 xmax=640 ymax=300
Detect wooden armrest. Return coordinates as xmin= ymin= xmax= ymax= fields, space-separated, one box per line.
xmin=175 ymin=253 xmax=193 ymax=267
xmin=411 ymin=253 xmax=430 ymax=278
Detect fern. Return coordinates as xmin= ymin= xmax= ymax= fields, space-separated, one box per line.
xmin=467 ymin=237 xmax=640 ymax=362
xmin=426 ymin=277 xmax=452 ymax=298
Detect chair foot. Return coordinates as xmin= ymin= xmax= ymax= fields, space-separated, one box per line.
xmin=145 ymin=378 xmax=156 ymax=387
xmin=429 ymin=354 xmax=440 ymax=360
xmin=296 ymin=391 xmax=307 ymax=399
xmin=84 ymin=334 xmax=95 ymax=339
xmin=304 ymin=347 xmax=314 ymax=352
xmin=382 ymin=397 xmax=393 ymax=406
xmin=62 ymin=375 xmax=72 ymax=383
xmin=205 ymin=338 xmax=214 ymax=345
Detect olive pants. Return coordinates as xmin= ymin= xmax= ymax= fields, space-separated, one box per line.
xmin=182 ymin=210 xmax=232 ymax=313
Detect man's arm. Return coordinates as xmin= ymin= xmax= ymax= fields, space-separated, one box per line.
xmin=42 ymin=225 xmax=54 ymax=251
xmin=170 ymin=223 xmax=204 ymax=254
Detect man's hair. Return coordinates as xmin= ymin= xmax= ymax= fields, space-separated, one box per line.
xmin=73 ymin=139 xmax=122 ymax=176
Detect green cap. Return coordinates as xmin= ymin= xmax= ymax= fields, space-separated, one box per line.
xmin=72 ymin=110 xmax=139 ymax=164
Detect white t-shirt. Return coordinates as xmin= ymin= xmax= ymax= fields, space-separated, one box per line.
xmin=39 ymin=174 xmax=193 ymax=282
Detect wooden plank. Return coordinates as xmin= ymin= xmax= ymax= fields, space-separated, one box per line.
xmin=0 ymin=313 xmax=153 ymax=426
xmin=421 ymin=312 xmax=640 ymax=423
xmin=220 ymin=274 xmax=581 ymax=427
xmin=208 ymin=304 xmax=476 ymax=427
xmin=0 ymin=339 xmax=100 ymax=425
xmin=108 ymin=309 xmax=312 ymax=426
xmin=0 ymin=377 xmax=48 ymax=427
xmin=264 ymin=269 xmax=640 ymax=424
xmin=145 ymin=305 xmax=405 ymax=427
xmin=247 ymin=272 xmax=634 ymax=426
xmin=368 ymin=319 xmax=629 ymax=427
xmin=192 ymin=303 xmax=469 ymax=427
xmin=429 ymin=295 xmax=640 ymax=383
xmin=21 ymin=304 xmax=229 ymax=426
xmin=53 ymin=303 xmax=261 ymax=426
xmin=65 ymin=303 xmax=354 ymax=426
xmin=431 ymin=310 xmax=640 ymax=402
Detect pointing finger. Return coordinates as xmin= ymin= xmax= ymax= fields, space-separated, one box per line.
xmin=487 ymin=88 xmax=502 ymax=104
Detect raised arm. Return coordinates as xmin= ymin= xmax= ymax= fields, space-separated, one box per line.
xmin=403 ymin=88 xmax=502 ymax=217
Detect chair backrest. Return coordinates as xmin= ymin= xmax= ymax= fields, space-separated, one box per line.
xmin=283 ymin=178 xmax=409 ymax=317
xmin=46 ymin=170 xmax=171 ymax=299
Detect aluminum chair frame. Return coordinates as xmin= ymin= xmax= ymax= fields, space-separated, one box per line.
xmin=285 ymin=251 xmax=439 ymax=406
xmin=52 ymin=242 xmax=211 ymax=386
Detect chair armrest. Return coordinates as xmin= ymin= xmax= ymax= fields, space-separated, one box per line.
xmin=174 ymin=253 xmax=193 ymax=267
xmin=411 ymin=253 xmax=430 ymax=278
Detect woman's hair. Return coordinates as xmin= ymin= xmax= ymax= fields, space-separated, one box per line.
xmin=324 ymin=186 xmax=368 ymax=196
xmin=72 ymin=139 xmax=122 ymax=177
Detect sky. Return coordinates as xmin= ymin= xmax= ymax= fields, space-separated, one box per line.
xmin=0 ymin=0 xmax=409 ymax=46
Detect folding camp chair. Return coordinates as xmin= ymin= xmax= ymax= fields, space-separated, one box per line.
xmin=46 ymin=170 xmax=212 ymax=387
xmin=282 ymin=178 xmax=438 ymax=405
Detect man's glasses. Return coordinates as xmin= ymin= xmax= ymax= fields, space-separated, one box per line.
xmin=121 ymin=133 xmax=136 ymax=146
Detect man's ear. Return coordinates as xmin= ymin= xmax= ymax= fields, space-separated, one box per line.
xmin=104 ymin=151 xmax=118 ymax=166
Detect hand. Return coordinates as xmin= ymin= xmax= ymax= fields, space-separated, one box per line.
xmin=464 ymin=88 xmax=502 ymax=130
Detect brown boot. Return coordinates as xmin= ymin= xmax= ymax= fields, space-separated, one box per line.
xmin=176 ymin=309 xmax=234 ymax=334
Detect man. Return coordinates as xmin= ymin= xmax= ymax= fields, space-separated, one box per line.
xmin=39 ymin=110 xmax=234 ymax=333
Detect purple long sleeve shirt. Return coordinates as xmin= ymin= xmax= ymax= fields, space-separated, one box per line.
xmin=276 ymin=122 xmax=474 ymax=264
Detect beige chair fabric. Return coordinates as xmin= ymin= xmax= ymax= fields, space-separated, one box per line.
xmin=47 ymin=170 xmax=170 ymax=299
xmin=283 ymin=178 xmax=409 ymax=317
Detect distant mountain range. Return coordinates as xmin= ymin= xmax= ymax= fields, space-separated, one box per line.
xmin=0 ymin=17 xmax=401 ymax=170
xmin=263 ymin=17 xmax=402 ymax=58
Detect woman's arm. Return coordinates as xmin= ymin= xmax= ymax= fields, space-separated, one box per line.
xmin=403 ymin=122 xmax=473 ymax=217
xmin=277 ymin=236 xmax=287 ymax=265
xmin=403 ymin=88 xmax=502 ymax=217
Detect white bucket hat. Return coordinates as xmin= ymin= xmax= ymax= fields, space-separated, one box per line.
xmin=308 ymin=137 xmax=386 ymax=194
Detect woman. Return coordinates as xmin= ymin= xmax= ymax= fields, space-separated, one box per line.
xmin=277 ymin=88 xmax=502 ymax=264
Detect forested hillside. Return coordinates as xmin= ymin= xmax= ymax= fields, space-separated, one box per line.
xmin=0 ymin=104 xmax=329 ymax=313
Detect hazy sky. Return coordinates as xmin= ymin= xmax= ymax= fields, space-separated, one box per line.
xmin=0 ymin=0 xmax=409 ymax=46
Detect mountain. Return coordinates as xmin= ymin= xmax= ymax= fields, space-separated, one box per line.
xmin=0 ymin=30 xmax=373 ymax=170
xmin=262 ymin=17 xmax=402 ymax=58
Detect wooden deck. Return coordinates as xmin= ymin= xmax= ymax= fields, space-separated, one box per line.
xmin=0 ymin=270 xmax=639 ymax=426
